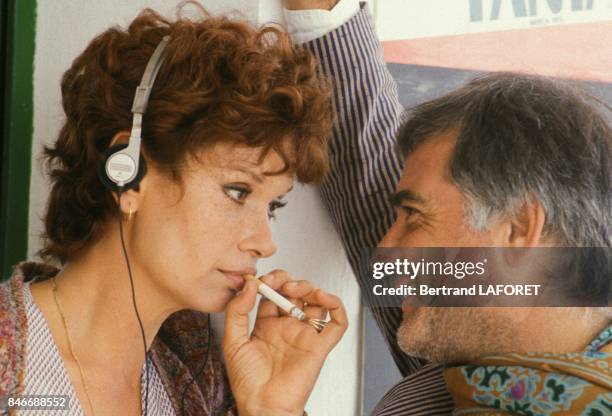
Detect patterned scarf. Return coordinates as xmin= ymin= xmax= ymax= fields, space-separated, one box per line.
xmin=444 ymin=324 xmax=612 ymax=415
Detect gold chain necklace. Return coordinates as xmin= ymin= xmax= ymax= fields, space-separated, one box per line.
xmin=50 ymin=276 xmax=97 ymax=416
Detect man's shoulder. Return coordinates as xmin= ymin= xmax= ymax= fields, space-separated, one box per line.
xmin=373 ymin=364 xmax=454 ymax=416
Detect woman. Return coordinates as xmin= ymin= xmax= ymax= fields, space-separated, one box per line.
xmin=0 ymin=4 xmax=347 ymax=416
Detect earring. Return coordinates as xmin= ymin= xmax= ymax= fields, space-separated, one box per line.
xmin=123 ymin=205 xmax=134 ymax=222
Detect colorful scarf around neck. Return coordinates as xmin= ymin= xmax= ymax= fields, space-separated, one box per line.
xmin=444 ymin=324 xmax=612 ymax=415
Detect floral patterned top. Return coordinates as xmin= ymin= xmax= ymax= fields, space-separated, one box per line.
xmin=0 ymin=262 xmax=237 ymax=415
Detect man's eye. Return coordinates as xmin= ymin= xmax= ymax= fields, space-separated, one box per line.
xmin=400 ymin=206 xmax=418 ymax=220
xmin=268 ymin=200 xmax=288 ymax=220
xmin=224 ymin=185 xmax=251 ymax=203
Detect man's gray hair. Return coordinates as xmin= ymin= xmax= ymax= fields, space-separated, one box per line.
xmin=398 ymin=72 xmax=611 ymax=249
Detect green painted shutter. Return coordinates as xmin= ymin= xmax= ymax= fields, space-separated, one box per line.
xmin=1 ymin=0 xmax=36 ymax=280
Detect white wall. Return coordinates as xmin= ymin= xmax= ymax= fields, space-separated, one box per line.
xmin=29 ymin=1 xmax=361 ymax=415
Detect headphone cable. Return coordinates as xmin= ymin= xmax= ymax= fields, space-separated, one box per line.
xmin=116 ymin=189 xmax=211 ymax=416
xmin=117 ymin=189 xmax=150 ymax=416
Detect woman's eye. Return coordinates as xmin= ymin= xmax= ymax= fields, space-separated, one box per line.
xmin=224 ymin=185 xmax=251 ymax=203
xmin=268 ymin=200 xmax=288 ymax=220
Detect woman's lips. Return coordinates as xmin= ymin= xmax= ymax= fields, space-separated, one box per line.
xmin=219 ymin=270 xmax=250 ymax=290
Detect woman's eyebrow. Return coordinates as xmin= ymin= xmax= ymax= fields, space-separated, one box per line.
xmin=226 ymin=166 xmax=264 ymax=183
xmin=223 ymin=165 xmax=294 ymax=195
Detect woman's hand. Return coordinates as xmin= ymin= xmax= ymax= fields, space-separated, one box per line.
xmin=283 ymin=0 xmax=339 ymax=11
xmin=223 ymin=270 xmax=348 ymax=416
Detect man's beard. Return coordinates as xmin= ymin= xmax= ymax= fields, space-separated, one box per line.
xmin=397 ymin=307 xmax=519 ymax=364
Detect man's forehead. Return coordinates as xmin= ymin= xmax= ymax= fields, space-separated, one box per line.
xmin=397 ymin=130 xmax=458 ymax=194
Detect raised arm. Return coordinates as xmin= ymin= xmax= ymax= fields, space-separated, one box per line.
xmin=286 ymin=1 xmax=423 ymax=376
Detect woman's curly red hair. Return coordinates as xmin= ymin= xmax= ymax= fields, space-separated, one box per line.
xmin=41 ymin=3 xmax=333 ymax=263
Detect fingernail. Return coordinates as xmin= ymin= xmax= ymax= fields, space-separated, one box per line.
xmin=285 ymin=282 xmax=298 ymax=289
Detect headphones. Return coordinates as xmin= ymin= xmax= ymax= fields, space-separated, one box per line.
xmin=96 ymin=35 xmax=170 ymax=416
xmin=96 ymin=35 xmax=213 ymax=416
xmin=97 ymin=35 xmax=171 ymax=192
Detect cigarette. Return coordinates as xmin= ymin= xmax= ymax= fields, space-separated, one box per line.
xmin=243 ymin=274 xmax=306 ymax=321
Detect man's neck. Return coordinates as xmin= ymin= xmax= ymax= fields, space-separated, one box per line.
xmin=513 ymin=308 xmax=610 ymax=354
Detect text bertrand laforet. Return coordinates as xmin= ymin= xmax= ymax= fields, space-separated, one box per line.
xmin=370 ymin=259 xmax=541 ymax=297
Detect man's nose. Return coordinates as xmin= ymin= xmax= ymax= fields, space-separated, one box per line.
xmin=238 ymin=215 xmax=277 ymax=259
xmin=378 ymin=221 xmax=401 ymax=247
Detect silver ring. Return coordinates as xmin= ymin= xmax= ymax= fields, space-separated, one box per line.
xmin=307 ymin=318 xmax=328 ymax=333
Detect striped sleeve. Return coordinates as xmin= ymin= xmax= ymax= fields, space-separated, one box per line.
xmin=303 ymin=6 xmax=423 ymax=377
xmin=372 ymin=365 xmax=454 ymax=416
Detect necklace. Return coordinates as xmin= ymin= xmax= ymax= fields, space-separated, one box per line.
xmin=50 ymin=276 xmax=97 ymax=416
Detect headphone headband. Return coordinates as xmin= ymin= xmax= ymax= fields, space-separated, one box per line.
xmin=103 ymin=35 xmax=171 ymax=189
xmin=132 ymin=35 xmax=171 ymax=114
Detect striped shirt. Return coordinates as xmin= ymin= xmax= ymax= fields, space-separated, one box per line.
xmin=21 ymin=282 xmax=175 ymax=415
xmin=304 ymin=6 xmax=454 ymax=415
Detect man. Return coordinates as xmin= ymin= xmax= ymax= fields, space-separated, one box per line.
xmin=374 ymin=74 xmax=611 ymax=415
xmin=286 ymin=0 xmax=611 ymax=414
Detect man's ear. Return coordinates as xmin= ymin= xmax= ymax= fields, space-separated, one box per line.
xmin=506 ymin=199 xmax=546 ymax=247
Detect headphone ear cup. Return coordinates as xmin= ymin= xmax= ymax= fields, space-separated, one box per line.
xmin=97 ymin=143 xmax=147 ymax=193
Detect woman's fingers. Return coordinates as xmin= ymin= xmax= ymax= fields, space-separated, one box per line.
xmin=253 ymin=270 xmax=348 ymax=347
xmin=256 ymin=298 xmax=281 ymax=318
xmin=319 ymin=292 xmax=348 ymax=346
xmin=256 ymin=271 xmax=312 ymax=318
xmin=304 ymin=305 xmax=328 ymax=320
xmin=223 ymin=280 xmax=258 ymax=354
xmin=259 ymin=269 xmax=291 ymax=290
xmin=261 ymin=270 xmax=315 ymax=299
xmin=296 ymin=289 xmax=348 ymax=345
xmin=280 ymin=280 xmax=314 ymax=299
xmin=257 ymin=300 xmax=328 ymax=322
